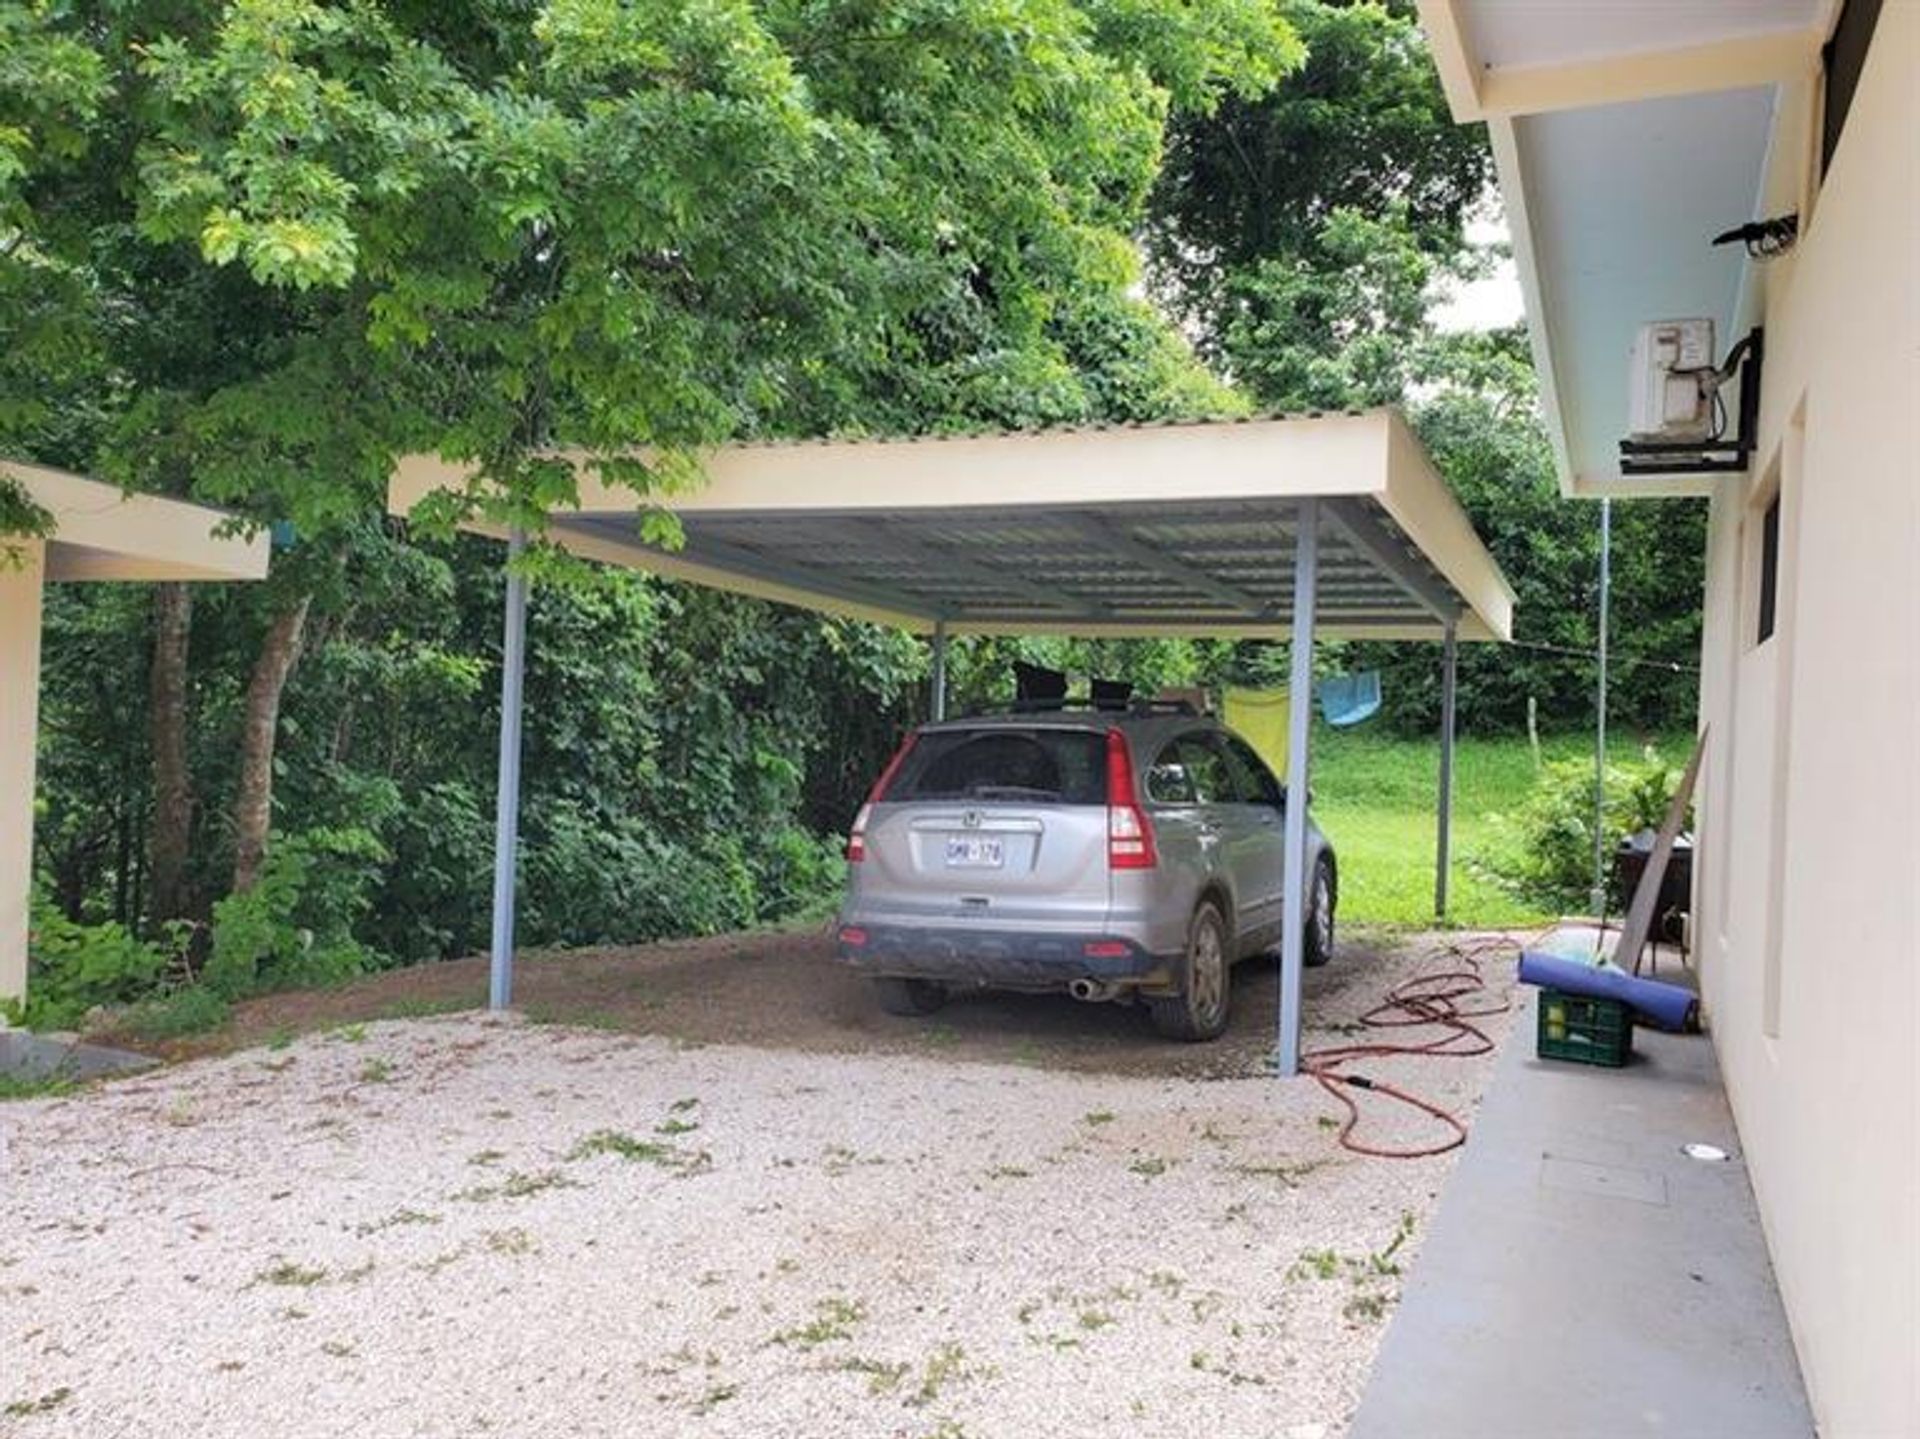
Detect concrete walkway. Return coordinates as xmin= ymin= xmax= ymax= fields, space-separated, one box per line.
xmin=1349 ymin=988 xmax=1813 ymax=1439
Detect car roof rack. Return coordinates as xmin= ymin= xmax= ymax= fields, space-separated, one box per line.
xmin=1000 ymin=696 xmax=1201 ymax=716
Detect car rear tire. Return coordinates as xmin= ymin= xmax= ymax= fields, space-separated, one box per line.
xmin=872 ymin=976 xmax=948 ymax=1017
xmin=1303 ymin=857 xmax=1335 ymax=968
xmin=1150 ymin=900 xmax=1231 ymax=1042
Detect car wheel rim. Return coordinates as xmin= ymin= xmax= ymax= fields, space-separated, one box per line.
xmin=1191 ymin=917 xmax=1224 ymax=1018
xmin=1314 ymin=874 xmax=1332 ymax=951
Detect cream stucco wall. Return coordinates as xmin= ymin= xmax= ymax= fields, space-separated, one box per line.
xmin=1692 ymin=9 xmax=1919 ymax=1433
xmin=1 ymin=541 xmax=48 ymax=1003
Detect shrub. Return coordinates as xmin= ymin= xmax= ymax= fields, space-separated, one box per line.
xmin=203 ymin=828 xmax=384 ymax=998
xmin=1479 ymin=745 xmax=1690 ymax=911
xmin=118 ymin=985 xmax=231 ymax=1042
xmin=7 ymin=891 xmax=181 ymax=1032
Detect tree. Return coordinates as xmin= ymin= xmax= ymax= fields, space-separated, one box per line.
xmin=1140 ymin=0 xmax=1704 ymax=735
xmin=8 ymin=0 xmax=1305 ymax=961
xmin=1145 ymin=0 xmax=1489 ymax=366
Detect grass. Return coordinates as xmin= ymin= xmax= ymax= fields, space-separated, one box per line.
xmin=773 ymin=1296 xmax=866 ymax=1349
xmin=1309 ymin=725 xmax=1690 ymax=928
xmin=0 ymin=1072 xmax=79 ymax=1102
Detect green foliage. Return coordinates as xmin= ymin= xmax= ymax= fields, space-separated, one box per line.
xmin=1147 ymin=0 xmax=1490 ymax=345
xmin=204 ymin=829 xmax=383 ymax=997
xmin=8 ymin=0 xmax=1719 ymax=1022
xmin=1482 ymin=745 xmax=1690 ymax=911
xmin=117 ymin=984 xmax=232 ymax=1042
xmin=7 ymin=888 xmax=177 ymax=1031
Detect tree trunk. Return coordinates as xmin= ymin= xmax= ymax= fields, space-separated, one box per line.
xmin=148 ymin=582 xmax=194 ymax=923
xmin=231 ymin=594 xmax=312 ymax=894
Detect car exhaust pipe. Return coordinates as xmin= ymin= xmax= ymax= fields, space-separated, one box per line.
xmin=1068 ymin=978 xmax=1117 ymax=1003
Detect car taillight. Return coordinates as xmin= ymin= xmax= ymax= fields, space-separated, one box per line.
xmin=1105 ymin=729 xmax=1156 ymax=870
xmin=847 ymin=731 xmax=918 ymax=863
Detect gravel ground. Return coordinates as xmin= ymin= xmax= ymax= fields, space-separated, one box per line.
xmin=1 ymin=939 xmax=1516 ymax=1438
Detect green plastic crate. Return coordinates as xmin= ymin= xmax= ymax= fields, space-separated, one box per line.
xmin=1536 ymin=988 xmax=1634 ymax=1068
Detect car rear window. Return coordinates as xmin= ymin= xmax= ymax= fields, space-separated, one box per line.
xmin=887 ymin=727 xmax=1107 ymax=805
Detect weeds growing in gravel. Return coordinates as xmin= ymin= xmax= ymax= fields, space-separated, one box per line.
xmin=357 ymin=1058 xmax=394 ymax=1084
xmin=450 ymin=1169 xmax=581 ymax=1203
xmin=352 ymin=1209 xmax=440 ymax=1236
xmin=3 ymin=1387 xmax=73 ymax=1418
xmin=1227 ymin=1160 xmax=1324 ymax=1188
xmin=1127 ymin=1157 xmax=1168 ymax=1178
xmin=773 ymin=1296 xmax=866 ymax=1349
xmin=909 ymin=1344 xmax=989 ymax=1408
xmin=567 ymin=1129 xmax=710 ymax=1175
xmin=256 ymin=1262 xmax=329 ymax=1287
xmin=828 ymin=1356 xmax=910 ymax=1395
xmin=1082 ymin=1110 xmax=1115 ymax=1127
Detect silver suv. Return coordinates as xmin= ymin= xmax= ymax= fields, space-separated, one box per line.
xmin=835 ymin=704 xmax=1337 ymax=1040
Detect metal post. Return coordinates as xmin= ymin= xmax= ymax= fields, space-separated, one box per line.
xmin=931 ymin=619 xmax=949 ymax=721
xmin=1276 ymin=499 xmax=1319 ymax=1078
xmin=489 ymin=531 xmax=529 ymax=1011
xmin=1591 ymin=497 xmax=1611 ymax=920
xmin=1435 ymin=617 xmax=1458 ymax=919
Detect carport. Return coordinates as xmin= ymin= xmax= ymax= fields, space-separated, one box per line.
xmin=1 ymin=460 xmax=270 ymax=1004
xmin=388 ymin=407 xmax=1513 ymax=1074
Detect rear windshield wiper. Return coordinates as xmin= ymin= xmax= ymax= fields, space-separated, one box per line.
xmin=966 ymin=784 xmax=1064 ymax=801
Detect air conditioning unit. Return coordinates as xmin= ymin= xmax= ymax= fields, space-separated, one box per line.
xmin=1627 ymin=318 xmax=1716 ymax=443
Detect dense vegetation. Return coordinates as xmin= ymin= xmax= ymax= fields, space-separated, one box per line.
xmin=4 ymin=1 xmax=1705 ymax=1029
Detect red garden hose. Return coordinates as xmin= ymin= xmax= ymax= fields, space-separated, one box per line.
xmin=1300 ymin=935 xmax=1517 ymax=1160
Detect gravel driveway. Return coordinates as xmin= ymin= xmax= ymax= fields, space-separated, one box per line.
xmin=1 ymin=939 xmax=1516 ymax=1438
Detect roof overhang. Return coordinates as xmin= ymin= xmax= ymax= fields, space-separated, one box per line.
xmin=388 ymin=409 xmax=1514 ymax=643
xmin=3 ymin=460 xmax=269 ymax=582
xmin=1416 ymin=0 xmax=1832 ymax=498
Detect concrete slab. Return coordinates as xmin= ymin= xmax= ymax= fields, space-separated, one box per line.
xmin=1349 ymin=990 xmax=1813 ymax=1439
xmin=0 ymin=1027 xmax=156 ymax=1082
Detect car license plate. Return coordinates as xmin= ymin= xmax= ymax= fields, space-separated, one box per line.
xmin=945 ymin=836 xmax=1004 ymax=868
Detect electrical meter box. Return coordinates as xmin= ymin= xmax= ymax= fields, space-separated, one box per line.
xmin=1627 ymin=318 xmax=1715 ymax=443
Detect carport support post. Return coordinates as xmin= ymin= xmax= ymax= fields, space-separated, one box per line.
xmin=931 ymin=619 xmax=949 ymax=721
xmin=489 ymin=530 xmax=529 ymax=1012
xmin=1276 ymin=499 xmax=1319 ymax=1078
xmin=1435 ymin=617 xmax=1458 ymax=918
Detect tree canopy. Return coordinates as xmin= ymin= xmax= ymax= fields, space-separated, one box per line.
xmin=4 ymin=0 xmax=1707 ymax=1032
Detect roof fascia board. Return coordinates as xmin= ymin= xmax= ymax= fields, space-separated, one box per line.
xmin=1487 ymin=116 xmax=1580 ymax=498
xmin=1415 ymin=3 xmax=1818 ymax=123
xmin=1378 ymin=414 xmax=1516 ymax=641
xmin=1476 ymin=29 xmax=1820 ymax=120
xmin=1414 ymin=0 xmax=1484 ymax=121
xmin=389 ymin=414 xmax=1391 ymax=520
xmin=4 ymin=460 xmax=268 ymax=582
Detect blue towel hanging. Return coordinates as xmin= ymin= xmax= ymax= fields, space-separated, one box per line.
xmin=1317 ymin=671 xmax=1382 ymax=727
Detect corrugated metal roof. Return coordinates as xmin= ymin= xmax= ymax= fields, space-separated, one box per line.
xmin=388 ymin=408 xmax=1515 ymax=643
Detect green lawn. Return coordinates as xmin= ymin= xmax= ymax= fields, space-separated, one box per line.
xmin=1306 ymin=726 xmax=1679 ymax=930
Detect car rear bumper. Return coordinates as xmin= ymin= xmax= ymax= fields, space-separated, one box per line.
xmin=835 ymin=922 xmax=1175 ymax=991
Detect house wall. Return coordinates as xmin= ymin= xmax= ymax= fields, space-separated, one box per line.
xmin=1 ymin=541 xmax=47 ymax=1004
xmin=1693 ymin=9 xmax=1918 ymax=1433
